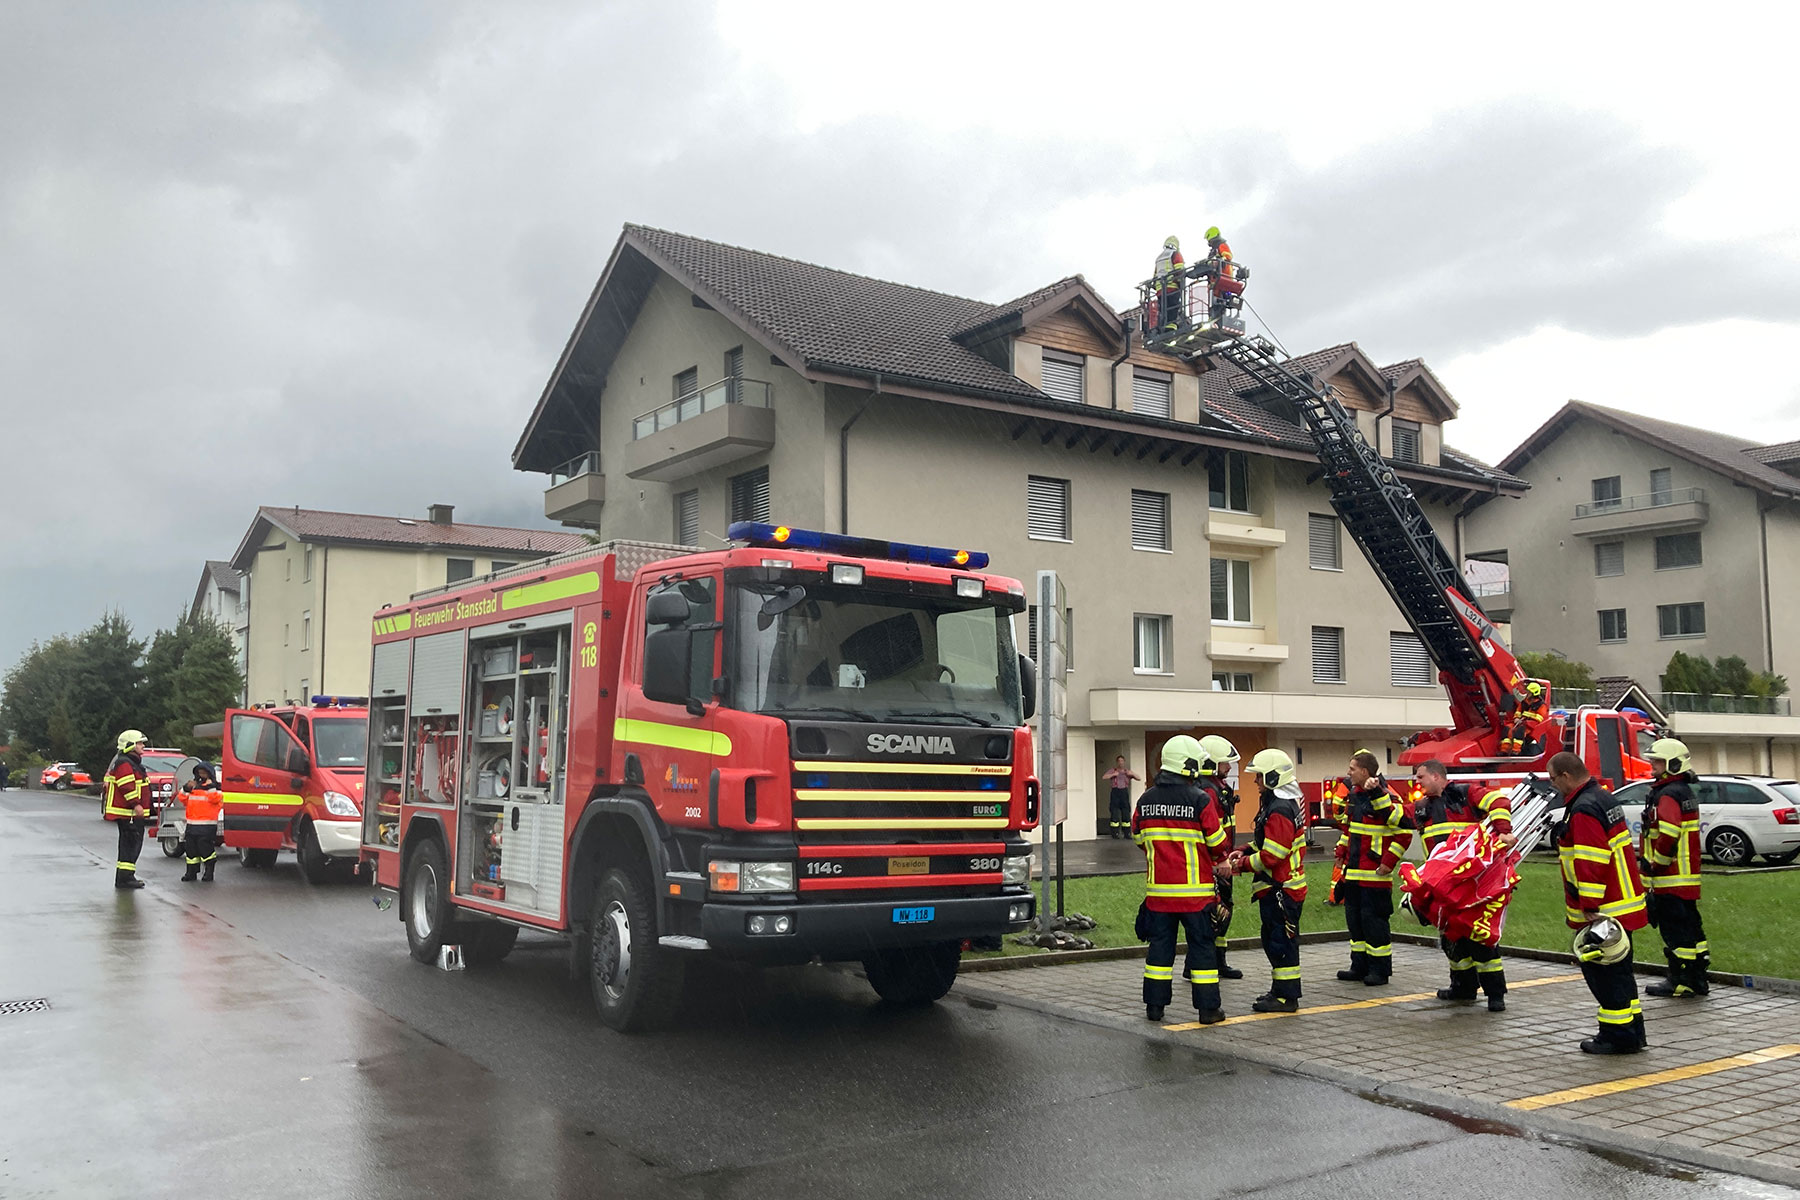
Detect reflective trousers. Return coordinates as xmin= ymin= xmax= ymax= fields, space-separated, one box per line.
xmin=114 ymin=819 xmax=145 ymax=886
xmin=1581 ymin=956 xmax=1645 ymax=1047
xmin=1258 ymin=890 xmax=1303 ymax=1000
xmin=1650 ymin=892 xmax=1710 ymax=993
xmin=183 ymin=824 xmax=219 ymax=880
xmin=1343 ymin=885 xmax=1393 ymax=979
xmin=1440 ymin=935 xmax=1506 ymax=997
xmin=1143 ymin=905 xmax=1221 ymax=1012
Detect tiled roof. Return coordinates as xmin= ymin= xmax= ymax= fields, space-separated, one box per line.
xmin=206 ymin=560 xmax=240 ymax=593
xmin=231 ymin=507 xmax=588 ymax=570
xmin=1501 ymin=401 xmax=1800 ymax=499
xmin=1379 ymin=358 xmax=1424 ymax=380
xmin=1746 ymin=439 xmax=1800 ymax=467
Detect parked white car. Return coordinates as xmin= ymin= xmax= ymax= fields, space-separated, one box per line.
xmin=1613 ymin=775 xmax=1800 ymax=868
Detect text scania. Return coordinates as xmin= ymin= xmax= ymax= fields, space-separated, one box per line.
xmin=867 ymin=733 xmax=956 ymax=755
xmin=413 ymin=596 xmax=501 ymax=629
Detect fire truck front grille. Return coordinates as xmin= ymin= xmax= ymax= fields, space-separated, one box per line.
xmin=789 ymin=761 xmax=1013 ymax=831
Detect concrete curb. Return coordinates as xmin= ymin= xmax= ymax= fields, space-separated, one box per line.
xmin=955 ymin=977 xmax=1800 ymax=1192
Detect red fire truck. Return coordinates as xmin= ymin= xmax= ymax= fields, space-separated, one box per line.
xmin=359 ymin=524 xmax=1040 ymax=1030
xmin=217 ymin=697 xmax=370 ymax=881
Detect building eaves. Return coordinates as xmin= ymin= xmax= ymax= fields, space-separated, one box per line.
xmin=1500 ymin=401 xmax=1800 ymax=500
xmin=229 ymin=507 xmax=588 ymax=572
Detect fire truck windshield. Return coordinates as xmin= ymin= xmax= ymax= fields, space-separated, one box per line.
xmin=310 ymin=717 xmax=367 ymax=769
xmin=728 ymin=582 xmax=1023 ymax=727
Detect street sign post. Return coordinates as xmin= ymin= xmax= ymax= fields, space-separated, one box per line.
xmin=1035 ymin=571 xmax=1068 ymax=931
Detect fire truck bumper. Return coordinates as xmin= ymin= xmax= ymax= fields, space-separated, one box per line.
xmin=698 ymin=892 xmax=1035 ymax=960
xmin=311 ymin=819 xmax=363 ymax=857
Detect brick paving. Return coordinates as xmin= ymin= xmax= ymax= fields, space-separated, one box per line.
xmin=961 ymin=941 xmax=1800 ymax=1182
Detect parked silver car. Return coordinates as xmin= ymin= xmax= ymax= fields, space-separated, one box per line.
xmin=1613 ymin=775 xmax=1800 ymax=868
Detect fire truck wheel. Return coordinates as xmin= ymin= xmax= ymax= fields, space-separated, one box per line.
xmin=589 ymin=867 xmax=684 ymax=1032
xmin=862 ymin=941 xmax=962 ymax=1006
xmin=404 ymin=839 xmax=457 ymax=964
xmin=298 ymin=821 xmax=334 ymax=885
xmin=463 ymin=922 xmax=519 ymax=967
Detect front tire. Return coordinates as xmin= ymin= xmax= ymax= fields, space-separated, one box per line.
xmin=463 ymin=922 xmax=520 ymax=967
xmin=404 ymin=839 xmax=456 ymax=964
xmin=862 ymin=942 xmax=962 ymax=1006
xmin=588 ymin=866 xmax=684 ymax=1032
xmin=1708 ymin=827 xmax=1752 ymax=868
xmin=298 ymin=821 xmax=333 ymax=885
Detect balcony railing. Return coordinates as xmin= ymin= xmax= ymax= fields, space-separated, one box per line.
xmin=1574 ymin=486 xmax=1706 ymax=519
xmin=632 ymin=377 xmax=771 ymax=441
xmin=1467 ymin=580 xmax=1511 ymax=597
xmin=548 ymin=451 xmax=601 ymax=486
xmin=1660 ymin=692 xmax=1793 ymax=716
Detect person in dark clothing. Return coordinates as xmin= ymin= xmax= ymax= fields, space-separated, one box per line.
xmin=1134 ymin=735 xmax=1230 ymax=1025
xmin=1413 ymin=759 xmax=1512 ymax=1010
xmin=103 ymin=730 xmax=151 ymax=889
xmin=1551 ymin=752 xmax=1649 ymax=1054
xmin=1232 ymin=748 xmax=1308 ymax=1013
xmin=1102 ymin=756 xmax=1141 ymax=839
xmin=1640 ymin=738 xmax=1708 ymax=998
xmin=1337 ymin=749 xmax=1411 ymax=986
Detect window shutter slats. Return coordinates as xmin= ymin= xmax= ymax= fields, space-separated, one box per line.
xmin=1389 ymin=631 xmax=1432 ymax=687
xmin=1027 ymin=476 xmax=1071 ymax=540
xmin=1312 ymin=626 xmax=1344 ymax=683
xmin=1130 ymin=489 xmax=1169 ymax=551
xmin=1131 ymin=373 xmax=1172 ymax=419
xmin=1308 ymin=513 xmax=1341 ymax=569
xmin=730 ymin=467 xmax=770 ymax=524
xmin=676 ymin=490 xmax=699 ymax=546
xmin=1040 ymin=355 xmax=1085 ymax=404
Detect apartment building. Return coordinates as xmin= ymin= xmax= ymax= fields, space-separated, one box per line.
xmin=189 ymin=559 xmax=248 ymax=702
xmin=1466 ymin=400 xmax=1800 ymax=775
xmin=228 ymin=505 xmax=587 ymax=706
xmin=512 ymin=225 xmax=1525 ymax=838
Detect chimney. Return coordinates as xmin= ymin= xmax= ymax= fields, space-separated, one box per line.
xmin=427 ymin=503 xmax=454 ymax=525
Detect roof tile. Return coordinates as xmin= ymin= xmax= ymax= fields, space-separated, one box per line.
xmin=258 ymin=507 xmax=590 ymax=556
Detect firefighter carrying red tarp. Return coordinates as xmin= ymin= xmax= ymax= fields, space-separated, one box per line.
xmin=1550 ymin=751 xmax=1649 ymax=1055
xmin=1640 ymin=737 xmax=1709 ymax=998
xmin=1413 ymin=759 xmax=1512 ymax=1010
xmin=1337 ymin=749 xmax=1412 ymax=986
xmin=1499 ymin=679 xmax=1549 ymax=755
xmin=1231 ymin=748 xmax=1308 ymax=1013
xmin=103 ymin=729 xmax=151 ymax=890
xmin=1133 ymin=735 xmax=1231 ymax=1024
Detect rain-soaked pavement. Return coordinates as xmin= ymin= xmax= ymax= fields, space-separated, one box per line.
xmin=3 ymin=788 xmax=1795 ymax=1200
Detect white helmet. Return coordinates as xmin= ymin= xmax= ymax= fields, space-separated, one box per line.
xmin=1196 ymin=735 xmax=1239 ymax=777
xmin=1573 ymin=917 xmax=1632 ymax=965
xmin=1248 ymin=748 xmax=1297 ymax=790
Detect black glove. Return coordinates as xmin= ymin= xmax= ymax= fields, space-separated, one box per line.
xmin=1134 ymin=901 xmax=1151 ymax=942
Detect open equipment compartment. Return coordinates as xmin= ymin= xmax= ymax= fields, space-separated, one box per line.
xmin=363 ymin=637 xmax=411 ymax=855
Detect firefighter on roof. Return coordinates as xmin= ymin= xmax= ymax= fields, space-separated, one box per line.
xmin=103 ymin=730 xmax=150 ymax=890
xmin=1232 ymin=748 xmax=1308 ymax=1013
xmin=1550 ymin=751 xmax=1649 ymax=1054
xmin=1640 ymin=738 xmax=1709 ymax=998
xmin=1412 ymin=759 xmax=1512 ymax=1010
xmin=1337 ymin=749 xmax=1412 ymax=986
xmin=180 ymin=762 xmax=224 ymax=883
xmin=1152 ymin=235 xmax=1185 ymax=332
xmin=1196 ymin=736 xmax=1244 ymax=982
xmin=1500 ymin=680 xmax=1550 ymax=755
xmin=1133 ymin=735 xmax=1231 ymax=1025
xmin=1204 ymin=226 xmax=1244 ymax=324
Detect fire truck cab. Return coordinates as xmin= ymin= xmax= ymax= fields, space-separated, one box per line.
xmin=361 ymin=524 xmax=1040 ymax=1030
xmin=218 ymin=697 xmax=369 ymax=881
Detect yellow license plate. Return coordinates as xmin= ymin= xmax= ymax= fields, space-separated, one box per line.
xmin=887 ymin=856 xmax=929 ymax=876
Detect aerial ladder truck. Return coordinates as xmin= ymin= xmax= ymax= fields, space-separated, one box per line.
xmin=1136 ymin=247 xmax=1655 ymax=800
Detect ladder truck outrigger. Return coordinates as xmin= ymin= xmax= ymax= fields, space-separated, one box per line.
xmin=1136 ymin=247 xmax=1656 ymax=806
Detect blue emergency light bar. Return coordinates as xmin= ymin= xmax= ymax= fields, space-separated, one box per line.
xmin=309 ymin=695 xmax=369 ymax=708
xmin=727 ymin=522 xmax=990 ymax=571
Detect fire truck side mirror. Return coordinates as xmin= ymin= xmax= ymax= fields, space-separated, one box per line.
xmin=643 ymin=627 xmax=695 ymax=709
xmin=1019 ymin=653 xmax=1037 ymax=722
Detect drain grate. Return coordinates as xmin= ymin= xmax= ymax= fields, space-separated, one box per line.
xmin=0 ymin=998 xmax=50 ymax=1015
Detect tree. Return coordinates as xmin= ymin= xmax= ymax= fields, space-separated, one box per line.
xmin=1662 ymin=651 xmax=1787 ymax=699
xmin=1515 ymin=651 xmax=1596 ymax=693
xmin=1 ymin=635 xmax=79 ymax=755
xmin=61 ymin=612 xmax=147 ymax=773
xmin=159 ymin=614 xmax=242 ymax=756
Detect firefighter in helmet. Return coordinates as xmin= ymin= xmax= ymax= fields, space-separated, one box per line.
xmin=1499 ymin=679 xmax=1549 ymax=755
xmin=103 ymin=729 xmax=151 ymax=889
xmin=1412 ymin=759 xmax=1512 ymax=1010
xmin=1195 ymin=735 xmax=1244 ymax=982
xmin=1337 ymin=749 xmax=1412 ymax=986
xmin=1640 ymin=737 xmax=1708 ymax=998
xmin=1232 ymin=748 xmax=1308 ymax=1012
xmin=1133 ymin=734 xmax=1231 ymax=1024
xmin=1152 ymin=235 xmax=1186 ymax=331
xmin=1204 ymin=225 xmax=1244 ymax=323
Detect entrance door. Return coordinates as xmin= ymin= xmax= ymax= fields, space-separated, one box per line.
xmin=221 ymin=709 xmax=310 ymax=851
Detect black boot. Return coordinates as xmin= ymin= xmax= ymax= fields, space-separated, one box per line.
xmin=1252 ymin=995 xmax=1298 ymax=1014
xmin=1146 ymin=1004 xmax=1165 ymax=1022
xmin=1580 ymin=1037 xmax=1642 ymax=1055
xmin=1218 ymin=950 xmax=1243 ymax=980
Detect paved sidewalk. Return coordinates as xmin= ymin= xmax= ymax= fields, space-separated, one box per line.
xmin=962 ymin=941 xmax=1800 ymax=1187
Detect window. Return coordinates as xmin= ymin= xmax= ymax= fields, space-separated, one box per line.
xmin=1308 ymin=513 xmax=1342 ymax=570
xmin=1722 ymin=782 xmax=1768 ymax=806
xmin=1391 ymin=419 xmax=1421 ymax=464
xmin=729 ymin=466 xmax=771 ymax=524
xmin=1650 ymin=467 xmax=1672 ymax=503
xmin=1130 ymin=489 xmax=1171 ymax=551
xmin=1592 ymin=476 xmax=1622 ymax=508
xmin=1026 ymin=475 xmax=1072 ymax=541
xmin=489 ymin=560 xmax=517 ymax=573
xmin=645 ymin=578 xmax=718 ymax=704
xmin=1040 ymin=350 xmax=1085 ymax=404
xmin=229 ymin=712 xmax=304 ymax=773
xmin=673 ymin=366 xmax=698 ymax=401
xmin=301 ymin=610 xmax=311 ymax=650
xmin=724 ymin=345 xmax=743 ymax=380
xmin=1312 ymin=626 xmax=1345 ymax=683
xmin=1208 ymin=450 xmax=1250 ymax=512
xmin=303 ymin=547 xmax=313 ymax=582
xmin=1599 ymin=608 xmax=1628 ymax=642
xmin=1133 ymin=614 xmax=1170 ymax=673
xmin=1212 ymin=672 xmax=1254 ymax=692
xmin=298 ymin=680 xmax=309 ymax=704
xmin=1658 ymin=603 xmax=1705 ymax=638
xmin=1389 ymin=631 xmax=1432 ymax=687
xmin=1131 ymin=369 xmax=1173 ymax=419
xmin=1210 ymin=558 xmax=1252 ymax=623
xmin=446 ymin=558 xmax=475 ymax=584
xmin=285 ymin=556 xmax=291 ymax=580
xmin=1594 ymin=541 xmax=1624 ymax=577
xmin=675 ymin=489 xmax=700 ymax=545
xmin=1655 ymin=532 xmax=1702 ymax=570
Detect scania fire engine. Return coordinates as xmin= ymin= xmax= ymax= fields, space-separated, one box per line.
xmin=359 ymin=524 xmax=1040 ymax=1031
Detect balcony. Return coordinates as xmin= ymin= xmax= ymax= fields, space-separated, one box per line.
xmin=544 ymin=452 xmax=605 ymax=527
xmin=1570 ymin=487 xmax=1708 ymax=538
xmin=1205 ymin=517 xmax=1286 ymax=551
xmin=1469 ymin=578 xmax=1512 ymax=620
xmin=623 ymin=377 xmax=775 ymax=483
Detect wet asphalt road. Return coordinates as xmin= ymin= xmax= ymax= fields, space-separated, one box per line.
xmin=3 ymin=788 xmax=1794 ymax=1200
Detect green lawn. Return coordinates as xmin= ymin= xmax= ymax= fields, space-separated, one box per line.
xmin=1004 ymin=859 xmax=1800 ymax=981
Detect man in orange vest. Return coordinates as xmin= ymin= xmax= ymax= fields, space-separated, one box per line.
xmin=180 ymin=762 xmax=226 ymax=882
xmin=104 ymin=729 xmax=151 ymax=889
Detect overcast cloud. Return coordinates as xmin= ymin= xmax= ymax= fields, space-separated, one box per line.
xmin=5 ymin=1 xmax=1799 ymax=671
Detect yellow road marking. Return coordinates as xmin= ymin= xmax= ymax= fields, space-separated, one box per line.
xmin=1506 ymin=1044 xmax=1800 ymax=1111
xmin=1162 ymin=972 xmax=1584 ymax=1030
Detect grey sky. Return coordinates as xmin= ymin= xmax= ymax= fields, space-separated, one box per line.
xmin=5 ymin=1 xmax=1798 ymax=673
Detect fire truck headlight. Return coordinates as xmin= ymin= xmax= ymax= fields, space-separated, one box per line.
xmin=830 ymin=563 xmax=865 ymax=586
xmin=954 ymin=576 xmax=984 ymax=599
xmin=1001 ymin=853 xmax=1033 ymax=885
xmin=708 ymin=861 xmax=741 ymax=893
xmin=740 ymin=861 xmax=796 ymax=893
xmin=323 ymin=791 xmax=359 ymax=818
xmin=1008 ymin=902 xmax=1032 ymax=923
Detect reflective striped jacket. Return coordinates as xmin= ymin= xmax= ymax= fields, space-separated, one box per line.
xmin=1640 ymin=777 xmax=1701 ymax=899
xmin=1342 ymin=778 xmax=1412 ymax=888
xmin=1420 ymin=783 xmax=1515 ymax=852
xmin=182 ymin=785 xmax=225 ymax=826
xmin=103 ymin=754 xmax=147 ymax=822
xmin=1133 ymin=773 xmax=1229 ymax=912
xmin=1248 ymin=791 xmax=1307 ymax=902
xmin=1557 ymin=779 xmax=1648 ymax=930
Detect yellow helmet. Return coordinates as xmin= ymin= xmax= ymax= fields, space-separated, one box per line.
xmin=1249 ymin=748 xmax=1296 ymax=790
xmin=1196 ymin=734 xmax=1239 ymax=776
xmin=1163 ymin=235 xmax=1180 ymax=251
xmin=1525 ymin=681 xmax=1544 ymax=699
xmin=1648 ymin=737 xmax=1691 ymax=776
xmin=117 ymin=729 xmax=147 ymax=753
xmin=1160 ymin=735 xmax=1205 ymax=779
xmin=1204 ymin=225 xmax=1221 ymax=240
